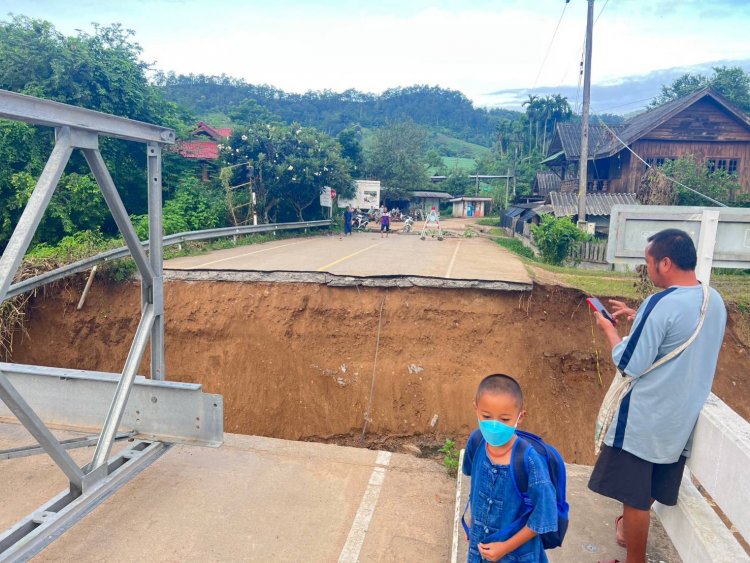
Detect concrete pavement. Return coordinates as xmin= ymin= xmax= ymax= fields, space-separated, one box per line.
xmin=164 ymin=230 xmax=532 ymax=289
xmin=0 ymin=420 xmax=681 ymax=562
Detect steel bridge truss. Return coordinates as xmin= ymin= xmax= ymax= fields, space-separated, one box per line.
xmin=0 ymin=89 xmax=223 ymax=560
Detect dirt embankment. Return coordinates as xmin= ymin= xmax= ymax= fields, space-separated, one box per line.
xmin=11 ymin=280 xmax=750 ymax=465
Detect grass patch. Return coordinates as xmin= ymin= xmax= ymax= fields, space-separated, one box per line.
xmin=493 ymin=235 xmax=536 ymax=260
xmin=442 ymin=156 xmax=476 ymax=171
xmin=475 ymin=216 xmax=500 ymax=226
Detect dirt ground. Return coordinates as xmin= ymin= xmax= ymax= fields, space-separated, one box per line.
xmin=10 ymin=279 xmax=750 ymax=465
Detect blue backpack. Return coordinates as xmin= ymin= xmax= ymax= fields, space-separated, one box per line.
xmin=461 ymin=429 xmax=569 ymax=550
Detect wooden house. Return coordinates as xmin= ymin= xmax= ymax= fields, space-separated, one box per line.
xmin=541 ymin=88 xmax=750 ymax=199
xmin=175 ymin=122 xmax=233 ymax=181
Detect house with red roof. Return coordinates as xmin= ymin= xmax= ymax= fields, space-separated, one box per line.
xmin=175 ymin=122 xmax=233 ymax=181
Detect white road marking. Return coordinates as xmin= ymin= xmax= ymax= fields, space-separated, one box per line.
xmin=338 ymin=451 xmax=392 ymax=562
xmin=451 ymin=449 xmax=466 ymax=563
xmin=445 ymin=240 xmax=462 ymax=278
xmin=189 ymin=241 xmax=306 ymax=269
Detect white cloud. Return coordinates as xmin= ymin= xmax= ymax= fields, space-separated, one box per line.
xmin=6 ymin=0 xmax=750 ymax=105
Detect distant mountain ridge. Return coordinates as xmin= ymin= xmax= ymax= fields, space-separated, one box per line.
xmin=157 ymin=76 xmax=520 ymax=149
xmin=481 ymin=58 xmax=750 ymax=115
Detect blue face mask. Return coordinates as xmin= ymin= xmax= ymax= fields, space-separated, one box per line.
xmin=478 ymin=415 xmax=520 ymax=447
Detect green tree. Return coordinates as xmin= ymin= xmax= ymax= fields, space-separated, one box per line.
xmin=425 ymin=149 xmax=445 ymax=173
xmin=366 ymin=121 xmax=429 ymax=200
xmin=224 ymin=122 xmax=353 ymax=222
xmin=9 ymin=171 xmax=109 ymax=245
xmin=441 ymin=168 xmax=472 ymax=196
xmin=0 ymin=15 xmax=184 ymax=249
xmin=651 ymin=66 xmax=750 ymax=111
xmin=228 ymin=98 xmax=278 ymax=125
xmin=337 ymin=126 xmax=364 ymax=176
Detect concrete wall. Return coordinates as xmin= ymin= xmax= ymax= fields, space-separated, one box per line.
xmin=654 ymin=393 xmax=750 ymax=563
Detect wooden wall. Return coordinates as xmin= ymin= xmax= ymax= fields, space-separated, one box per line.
xmin=611 ymin=140 xmax=750 ymax=195
xmin=647 ymin=98 xmax=750 ymax=142
xmin=605 ymin=97 xmax=750 ymax=196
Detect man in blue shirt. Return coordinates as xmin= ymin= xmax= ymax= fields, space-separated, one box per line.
xmin=589 ymin=229 xmax=727 ymax=563
xmin=343 ymin=206 xmax=353 ymax=236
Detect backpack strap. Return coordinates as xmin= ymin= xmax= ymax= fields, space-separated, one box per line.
xmin=483 ymin=438 xmax=534 ymax=543
xmin=461 ymin=430 xmax=485 ymax=538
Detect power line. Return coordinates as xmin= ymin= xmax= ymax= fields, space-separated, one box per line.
xmin=531 ymin=1 xmax=571 ymax=92
xmin=591 ymin=96 xmax=657 ymax=113
xmin=559 ymin=0 xmax=611 ymax=92
xmin=597 ymin=117 xmax=728 ymax=207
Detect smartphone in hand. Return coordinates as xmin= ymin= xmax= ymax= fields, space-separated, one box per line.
xmin=586 ymin=297 xmax=616 ymax=325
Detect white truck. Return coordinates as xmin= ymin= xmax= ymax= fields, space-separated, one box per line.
xmin=338 ymin=180 xmax=381 ymax=211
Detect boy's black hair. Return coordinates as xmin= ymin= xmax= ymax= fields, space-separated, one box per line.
xmin=476 ymin=373 xmax=524 ymax=408
xmin=647 ymin=229 xmax=697 ymax=271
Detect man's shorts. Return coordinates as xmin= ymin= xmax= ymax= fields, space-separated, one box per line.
xmin=380 ymin=223 xmax=389 ymax=232
xmin=587 ymin=445 xmax=686 ymax=510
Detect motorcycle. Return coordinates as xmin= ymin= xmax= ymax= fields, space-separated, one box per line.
xmin=353 ymin=213 xmax=369 ymax=231
xmin=402 ymin=216 xmax=414 ymax=233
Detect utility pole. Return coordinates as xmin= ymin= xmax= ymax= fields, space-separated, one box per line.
xmin=577 ymin=0 xmax=594 ymax=230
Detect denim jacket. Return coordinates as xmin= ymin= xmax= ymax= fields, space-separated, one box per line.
xmin=463 ymin=436 xmax=558 ymax=562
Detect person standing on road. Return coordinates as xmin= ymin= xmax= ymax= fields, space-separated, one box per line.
xmin=343 ymin=206 xmax=353 ymax=237
xmin=380 ymin=207 xmax=390 ymax=238
xmin=588 ymin=228 xmax=727 ymax=563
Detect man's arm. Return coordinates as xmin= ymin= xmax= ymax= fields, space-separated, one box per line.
xmin=595 ymin=311 xmax=622 ymax=350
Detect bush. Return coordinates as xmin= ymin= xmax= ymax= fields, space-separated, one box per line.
xmin=531 ymin=215 xmax=588 ymax=265
xmin=132 ymin=175 xmax=227 ymax=239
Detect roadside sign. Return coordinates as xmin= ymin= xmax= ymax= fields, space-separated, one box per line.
xmin=330 ymin=189 xmax=336 ymax=199
xmin=319 ymin=187 xmax=332 ymax=208
xmin=608 ymin=205 xmax=750 ymax=283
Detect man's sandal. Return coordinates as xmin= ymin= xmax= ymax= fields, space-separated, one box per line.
xmin=615 ymin=514 xmax=626 ymax=547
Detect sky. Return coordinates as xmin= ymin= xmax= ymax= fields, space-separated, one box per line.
xmin=3 ymin=0 xmax=750 ymax=112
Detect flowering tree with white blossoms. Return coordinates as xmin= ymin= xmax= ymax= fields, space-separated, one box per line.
xmin=222 ymin=122 xmax=353 ymax=222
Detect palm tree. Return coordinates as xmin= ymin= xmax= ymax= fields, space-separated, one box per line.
xmin=523 ymin=94 xmax=539 ymax=157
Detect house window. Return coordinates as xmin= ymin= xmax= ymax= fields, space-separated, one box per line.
xmin=707 ymin=158 xmax=739 ymax=175
xmin=645 ymin=157 xmax=675 ymax=168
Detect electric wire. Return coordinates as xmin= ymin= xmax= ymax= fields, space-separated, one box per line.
xmin=597 ymin=117 xmax=728 ymax=207
xmin=531 ymin=0 xmax=570 ymax=92
xmin=362 ymin=295 xmax=386 ymax=440
xmin=560 ymin=0 xmax=611 ymax=97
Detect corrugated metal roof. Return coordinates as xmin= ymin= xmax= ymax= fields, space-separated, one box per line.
xmin=549 ymin=192 xmax=639 ymax=217
xmin=550 ymin=88 xmax=750 ymax=161
xmin=411 ymin=191 xmax=453 ymax=199
xmin=554 ymin=123 xmax=626 ymax=159
xmin=449 ymin=197 xmax=493 ymax=202
xmin=533 ymin=171 xmax=561 ymax=196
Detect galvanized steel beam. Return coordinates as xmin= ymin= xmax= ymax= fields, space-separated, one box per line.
xmin=0 ymin=89 xmax=175 ymax=144
xmin=82 ymin=148 xmax=155 ymax=287
xmin=0 ymin=441 xmax=168 ymax=562
xmin=0 ymin=363 xmax=223 ymax=447
xmin=91 ymin=305 xmax=156 ymax=471
xmin=147 ymin=142 xmax=165 ymax=380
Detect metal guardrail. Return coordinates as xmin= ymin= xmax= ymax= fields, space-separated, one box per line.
xmin=4 ymin=220 xmax=332 ymax=301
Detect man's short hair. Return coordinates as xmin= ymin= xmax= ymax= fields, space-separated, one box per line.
xmin=647 ymin=228 xmax=697 ymax=271
xmin=476 ymin=373 xmax=524 ymax=408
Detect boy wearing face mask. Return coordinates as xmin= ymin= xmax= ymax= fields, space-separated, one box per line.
xmin=462 ymin=374 xmax=558 ymax=562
